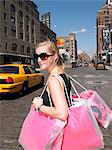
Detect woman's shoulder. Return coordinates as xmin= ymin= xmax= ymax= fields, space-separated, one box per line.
xmin=48 ymin=73 xmax=64 ymax=87
xmin=49 ymin=73 xmax=68 ymax=81
xmin=48 ymin=74 xmax=60 ymax=84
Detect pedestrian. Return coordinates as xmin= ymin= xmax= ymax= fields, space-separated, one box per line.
xmin=31 ymin=40 xmax=104 ymax=150
xmin=32 ymin=40 xmax=70 ymax=122
xmin=19 ymin=40 xmax=73 ymax=150
xmin=32 ymin=40 xmax=74 ymax=149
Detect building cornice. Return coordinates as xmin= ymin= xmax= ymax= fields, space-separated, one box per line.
xmin=0 ymin=53 xmax=31 ymax=58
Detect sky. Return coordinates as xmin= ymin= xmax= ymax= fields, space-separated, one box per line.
xmin=34 ymin=0 xmax=106 ymax=56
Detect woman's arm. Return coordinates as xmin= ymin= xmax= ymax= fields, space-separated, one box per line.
xmin=38 ymin=76 xmax=68 ymax=121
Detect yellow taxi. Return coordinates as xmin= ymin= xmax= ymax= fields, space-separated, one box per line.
xmin=0 ymin=64 xmax=44 ymax=94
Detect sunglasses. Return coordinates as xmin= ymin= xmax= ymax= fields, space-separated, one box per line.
xmin=35 ymin=53 xmax=54 ymax=61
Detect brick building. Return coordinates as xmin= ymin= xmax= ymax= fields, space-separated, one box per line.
xmin=57 ymin=33 xmax=77 ymax=63
xmin=96 ymin=0 xmax=112 ymax=65
xmin=0 ymin=0 xmax=56 ymax=65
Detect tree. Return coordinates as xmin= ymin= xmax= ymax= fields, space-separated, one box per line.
xmin=62 ymin=53 xmax=68 ymax=64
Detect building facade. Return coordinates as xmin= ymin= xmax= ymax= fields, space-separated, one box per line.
xmin=57 ymin=33 xmax=77 ymax=63
xmin=41 ymin=12 xmax=51 ymax=29
xmin=0 ymin=0 xmax=56 ymax=65
xmin=68 ymin=33 xmax=77 ymax=62
xmin=39 ymin=22 xmax=56 ymax=43
xmin=96 ymin=0 xmax=112 ymax=65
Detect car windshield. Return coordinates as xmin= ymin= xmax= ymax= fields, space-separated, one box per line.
xmin=97 ymin=59 xmax=104 ymax=63
xmin=0 ymin=66 xmax=19 ymax=74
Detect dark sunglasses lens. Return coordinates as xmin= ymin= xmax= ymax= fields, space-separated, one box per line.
xmin=40 ymin=53 xmax=49 ymax=60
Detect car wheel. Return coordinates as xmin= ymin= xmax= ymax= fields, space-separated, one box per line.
xmin=20 ymin=81 xmax=28 ymax=95
xmin=104 ymin=65 xmax=105 ymax=70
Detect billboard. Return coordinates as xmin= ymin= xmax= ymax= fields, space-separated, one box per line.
xmin=102 ymin=28 xmax=110 ymax=51
xmin=56 ymin=38 xmax=64 ymax=48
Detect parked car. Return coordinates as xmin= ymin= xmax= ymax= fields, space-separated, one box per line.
xmin=71 ymin=61 xmax=78 ymax=68
xmin=95 ymin=58 xmax=105 ymax=70
xmin=0 ymin=64 xmax=44 ymax=95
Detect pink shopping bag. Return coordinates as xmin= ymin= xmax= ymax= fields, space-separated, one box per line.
xmin=67 ymin=74 xmax=112 ymax=128
xmin=72 ymin=90 xmax=112 ymax=128
xmin=18 ymin=105 xmax=66 ymax=150
xmin=62 ymin=100 xmax=104 ymax=150
xmin=50 ymin=74 xmax=104 ymax=149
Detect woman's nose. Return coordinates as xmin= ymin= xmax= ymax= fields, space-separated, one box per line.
xmin=38 ymin=57 xmax=41 ymax=62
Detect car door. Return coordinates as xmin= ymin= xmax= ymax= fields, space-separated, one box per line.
xmin=23 ymin=66 xmax=35 ymax=88
xmin=28 ymin=66 xmax=41 ymax=86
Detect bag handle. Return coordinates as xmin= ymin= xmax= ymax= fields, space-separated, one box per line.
xmin=40 ymin=81 xmax=48 ymax=98
xmin=66 ymin=74 xmax=87 ymax=91
xmin=51 ymin=74 xmax=72 ymax=107
xmin=40 ymin=74 xmax=87 ymax=107
xmin=70 ymin=81 xmax=81 ymax=99
xmin=39 ymin=81 xmax=53 ymax=107
xmin=52 ymin=74 xmax=81 ymax=106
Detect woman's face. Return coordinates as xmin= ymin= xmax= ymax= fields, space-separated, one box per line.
xmin=35 ymin=44 xmax=56 ymax=71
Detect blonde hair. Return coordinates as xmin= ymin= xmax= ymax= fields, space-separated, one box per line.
xmin=35 ymin=40 xmax=63 ymax=66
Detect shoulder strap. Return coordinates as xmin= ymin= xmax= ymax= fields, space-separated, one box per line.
xmin=51 ymin=74 xmax=72 ymax=107
xmin=40 ymin=81 xmax=53 ymax=107
xmin=40 ymin=81 xmax=48 ymax=98
xmin=66 ymin=74 xmax=87 ymax=91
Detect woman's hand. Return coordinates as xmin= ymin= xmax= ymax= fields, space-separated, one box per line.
xmin=32 ymin=97 xmax=43 ymax=110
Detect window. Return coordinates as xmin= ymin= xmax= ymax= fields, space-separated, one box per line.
xmin=29 ymin=66 xmax=37 ymax=73
xmin=19 ymin=21 xmax=23 ymax=29
xmin=23 ymin=66 xmax=32 ymax=74
xmin=32 ymin=28 xmax=34 ymax=34
xmin=27 ymin=47 xmax=30 ymax=53
xmin=19 ymin=10 xmax=23 ymax=18
xmin=12 ymin=43 xmax=17 ymax=51
xmin=3 ymin=0 xmax=6 ymax=8
xmin=32 ymin=19 xmax=34 ymax=25
xmin=20 ymin=32 xmax=23 ymax=40
xmin=31 ymin=37 xmax=34 ymax=43
xmin=111 ymin=32 xmax=112 ymax=44
xmin=31 ymin=10 xmax=34 ymax=16
xmin=26 ymin=35 xmax=29 ymax=42
xmin=5 ymin=42 xmax=8 ymax=50
xmin=10 ymin=4 xmax=16 ymax=25
xmin=10 ymin=4 xmax=15 ymax=13
xmin=19 ymin=0 xmax=22 ymax=6
xmin=19 ymin=10 xmax=23 ymax=23
xmin=11 ymin=28 xmax=16 ymax=37
xmin=26 ymin=5 xmax=29 ymax=11
xmin=0 ymin=66 xmax=19 ymax=74
xmin=11 ymin=15 xmax=15 ymax=24
xmin=26 ymin=15 xmax=29 ymax=22
xmin=4 ymin=13 xmax=7 ymax=21
xmin=26 ymin=25 xmax=29 ymax=32
xmin=4 ymin=27 xmax=7 ymax=36
xmin=20 ymin=45 xmax=24 ymax=54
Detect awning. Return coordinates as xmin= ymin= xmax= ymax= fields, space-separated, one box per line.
xmin=0 ymin=53 xmax=31 ymax=58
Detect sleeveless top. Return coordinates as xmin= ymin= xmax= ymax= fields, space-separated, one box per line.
xmin=42 ymin=74 xmax=72 ymax=107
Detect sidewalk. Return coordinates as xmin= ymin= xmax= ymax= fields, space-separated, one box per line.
xmin=106 ymin=65 xmax=112 ymax=71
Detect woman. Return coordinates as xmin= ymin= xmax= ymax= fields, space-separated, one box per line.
xmin=19 ymin=41 xmax=103 ymax=150
xmin=20 ymin=41 xmax=103 ymax=150
xmin=32 ymin=40 xmax=71 ymax=121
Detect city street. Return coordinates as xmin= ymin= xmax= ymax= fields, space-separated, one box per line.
xmin=0 ymin=66 xmax=112 ymax=150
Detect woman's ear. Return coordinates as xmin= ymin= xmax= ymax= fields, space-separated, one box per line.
xmin=54 ymin=53 xmax=58 ymax=60
xmin=53 ymin=53 xmax=59 ymax=64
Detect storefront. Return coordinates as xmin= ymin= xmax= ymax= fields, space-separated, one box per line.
xmin=0 ymin=53 xmax=32 ymax=65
